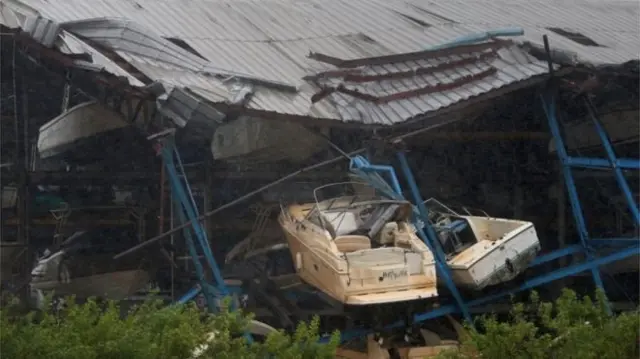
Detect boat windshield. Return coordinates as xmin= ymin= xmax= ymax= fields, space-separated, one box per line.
xmin=305 ymin=182 xmax=410 ymax=238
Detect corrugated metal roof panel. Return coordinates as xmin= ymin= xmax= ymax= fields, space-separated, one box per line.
xmin=59 ymin=31 xmax=147 ymax=87
xmin=10 ymin=0 xmax=639 ymax=126
xmin=398 ymin=0 xmax=640 ymax=65
xmin=117 ymin=51 xmax=229 ymax=102
xmin=188 ymin=39 xmax=308 ymax=85
xmin=308 ymin=44 xmax=548 ymax=125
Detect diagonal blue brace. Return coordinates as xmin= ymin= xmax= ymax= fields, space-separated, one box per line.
xmin=159 ymin=137 xmax=229 ymax=311
xmin=349 ymin=154 xmax=473 ymax=326
xmin=395 ymin=152 xmax=473 ymax=325
xmin=173 ymin=198 xmax=218 ymax=312
xmin=151 ymin=134 xmax=253 ymax=342
xmin=584 ymin=99 xmax=640 ymax=226
xmin=540 ymin=90 xmax=609 ymax=313
xmin=178 ymin=285 xmax=202 ymax=305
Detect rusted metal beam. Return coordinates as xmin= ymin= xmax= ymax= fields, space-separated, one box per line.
xmin=308 ymin=40 xmax=510 ymax=68
xmin=332 ymin=85 xmax=379 ymax=102
xmin=312 ymin=67 xmax=498 ymax=104
xmin=344 ymin=51 xmax=497 ymax=83
xmin=376 ymin=67 xmax=497 ymax=103
xmin=310 ymin=87 xmax=338 ymax=104
xmin=303 ymin=69 xmax=362 ymax=81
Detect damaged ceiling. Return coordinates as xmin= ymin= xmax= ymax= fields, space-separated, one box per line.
xmin=1 ymin=0 xmax=638 ymax=127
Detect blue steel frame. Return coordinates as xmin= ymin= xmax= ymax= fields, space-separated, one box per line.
xmin=540 ymin=89 xmax=640 ymax=312
xmin=153 ymin=90 xmax=638 ymax=343
xmin=325 ymin=88 xmax=640 ymax=343
xmin=158 ymin=137 xmax=229 ymax=311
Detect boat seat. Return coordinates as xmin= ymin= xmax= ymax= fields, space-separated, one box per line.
xmin=334 ymin=235 xmax=372 ymax=253
xmin=435 ymin=218 xmax=470 ymax=254
xmin=356 ymin=204 xmax=400 ymax=238
xmin=322 ymin=211 xmax=361 ymax=237
xmin=440 ymin=219 xmax=468 ymax=233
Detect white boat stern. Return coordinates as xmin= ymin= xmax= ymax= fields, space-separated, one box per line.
xmin=450 ymin=220 xmax=541 ymax=289
xmin=345 ymin=286 xmax=439 ymax=305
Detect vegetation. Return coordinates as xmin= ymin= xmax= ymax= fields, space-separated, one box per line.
xmin=1 ymin=289 xmax=637 ymax=358
xmin=437 ymin=289 xmax=639 ymax=359
xmin=0 ymin=296 xmax=340 ymax=359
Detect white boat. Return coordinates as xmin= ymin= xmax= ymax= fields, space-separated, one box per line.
xmin=31 ymin=266 xmax=150 ymax=300
xmin=229 ymin=180 xmax=540 ymax=307
xmin=276 ymin=183 xmax=541 ymax=305
xmin=430 ymin=204 xmax=541 ymax=290
xmin=210 ymin=117 xmax=328 ymax=164
xmin=278 ymin=184 xmax=439 ymax=306
xmin=30 ymin=229 xmax=150 ymax=300
xmin=37 ymin=101 xmax=129 ymax=159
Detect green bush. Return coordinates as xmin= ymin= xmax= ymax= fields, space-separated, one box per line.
xmin=437 ymin=289 xmax=640 ymax=359
xmin=3 ymin=289 xmax=637 ymax=359
xmin=0 ymin=296 xmax=340 ymax=359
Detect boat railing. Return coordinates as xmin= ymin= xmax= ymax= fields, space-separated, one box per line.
xmin=279 ymin=201 xmax=294 ymax=223
xmin=309 ymin=182 xmax=362 ymax=228
xmin=424 ymin=198 xmax=491 ymax=219
xmin=312 ymin=181 xmax=362 ymax=211
xmin=454 ymin=206 xmax=490 ymax=217
xmin=423 ymin=198 xmax=462 ymax=217
xmin=307 ymin=181 xmax=409 ymax=239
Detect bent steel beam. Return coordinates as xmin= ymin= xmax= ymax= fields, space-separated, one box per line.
xmin=540 ymin=91 xmax=608 ymax=310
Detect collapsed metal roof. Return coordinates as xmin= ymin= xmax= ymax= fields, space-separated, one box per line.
xmin=1 ymin=0 xmax=638 ymax=126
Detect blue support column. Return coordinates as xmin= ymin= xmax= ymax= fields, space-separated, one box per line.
xmin=395 ymin=151 xmax=473 ymax=325
xmin=584 ymin=99 xmax=640 ymax=226
xmin=540 ymin=93 xmax=591 ymax=249
xmin=173 ymin=198 xmax=217 ymax=312
xmin=540 ymin=90 xmax=609 ymax=312
xmin=528 ymin=244 xmax=583 ymax=268
xmin=159 ymin=137 xmax=229 ymax=312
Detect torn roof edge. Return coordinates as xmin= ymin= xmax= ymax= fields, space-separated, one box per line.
xmin=6 ymin=9 xmax=631 ymax=129
xmin=197 ymin=69 xmax=558 ymax=129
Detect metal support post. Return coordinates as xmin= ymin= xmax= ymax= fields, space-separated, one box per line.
xmin=584 ymin=99 xmax=640 ymax=226
xmin=173 ymin=198 xmax=216 ymax=312
xmin=395 ymin=151 xmax=473 ymax=325
xmin=540 ymin=90 xmax=609 ymax=312
xmin=157 ymin=136 xmax=228 ymax=311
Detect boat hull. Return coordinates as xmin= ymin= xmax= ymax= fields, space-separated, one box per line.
xmin=448 ymin=217 xmax=541 ymax=290
xmin=30 ymin=269 xmax=149 ymax=300
xmin=211 ymin=117 xmax=328 ymax=164
xmin=279 ymin=206 xmax=438 ymax=306
xmin=37 ymin=101 xmax=128 ymax=160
